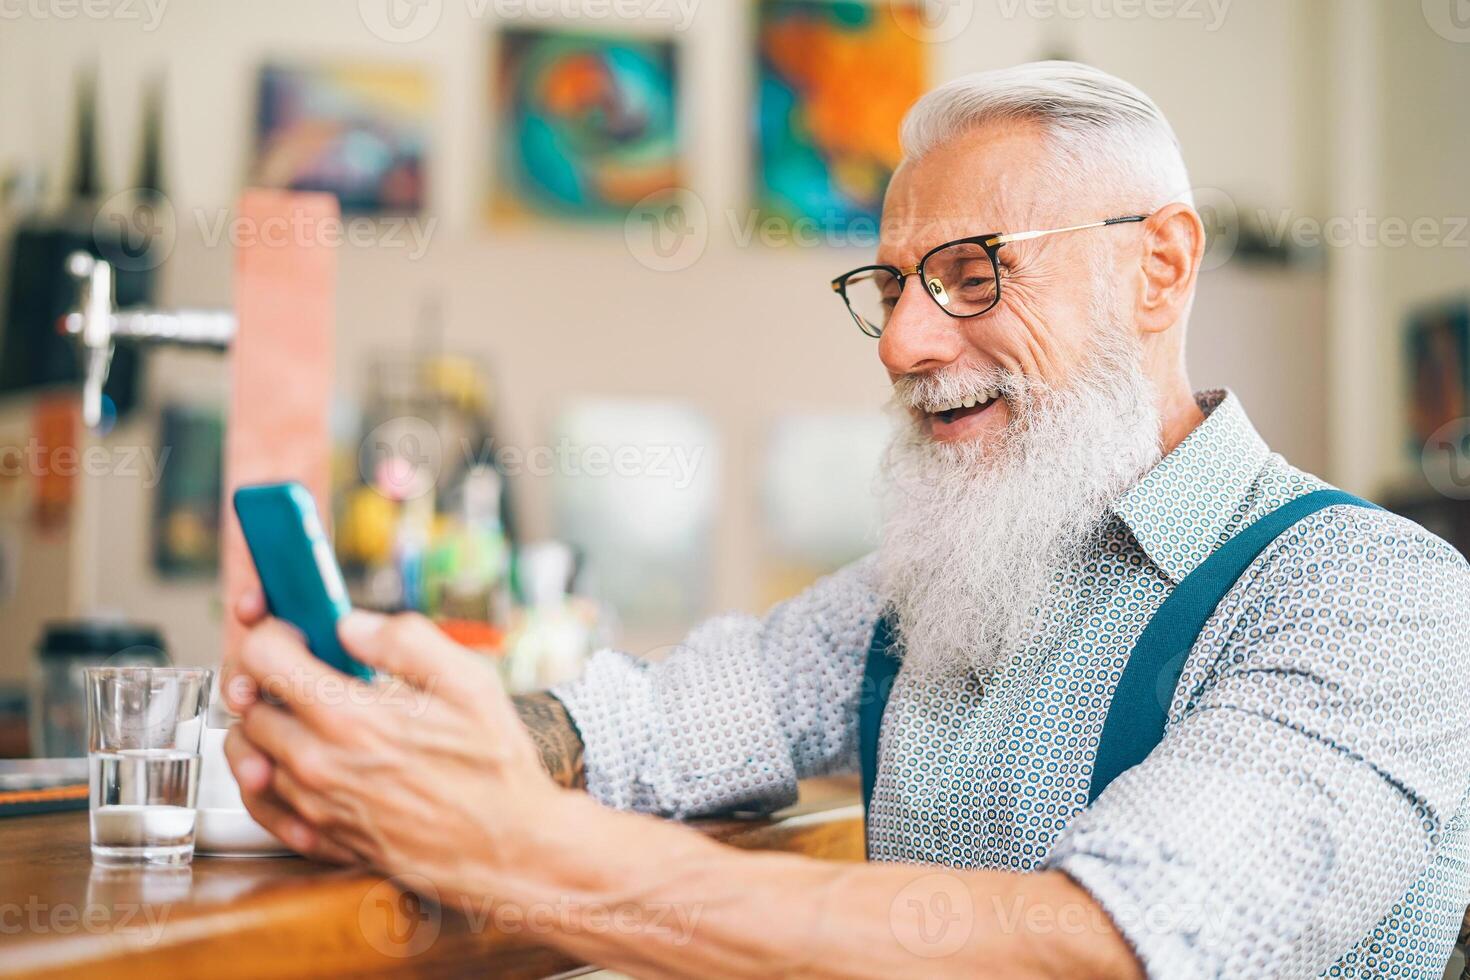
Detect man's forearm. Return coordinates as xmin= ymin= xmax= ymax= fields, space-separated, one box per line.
xmin=493 ymin=792 xmax=1143 ymax=980
xmin=512 ymin=693 xmax=586 ymax=790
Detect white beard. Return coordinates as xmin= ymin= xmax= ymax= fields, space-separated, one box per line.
xmin=877 ymin=317 xmax=1163 ymax=679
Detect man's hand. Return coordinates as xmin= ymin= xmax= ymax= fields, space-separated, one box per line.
xmin=223 ymin=604 xmax=567 ymax=898
xmin=225 ymin=592 xmax=588 ymax=790
xmin=219 ymin=590 xmax=268 ymax=716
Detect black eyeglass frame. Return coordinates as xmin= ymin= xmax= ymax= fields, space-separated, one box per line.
xmin=829 ymin=214 xmax=1151 ymax=338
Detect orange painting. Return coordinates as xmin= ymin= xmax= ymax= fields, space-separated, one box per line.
xmin=757 ymin=1 xmax=927 ymax=234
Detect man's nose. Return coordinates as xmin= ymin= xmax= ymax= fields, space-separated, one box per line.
xmin=877 ymin=277 xmax=965 ymax=377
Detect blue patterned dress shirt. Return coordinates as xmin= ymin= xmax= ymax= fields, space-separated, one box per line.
xmin=555 ymin=391 xmax=1470 ymax=978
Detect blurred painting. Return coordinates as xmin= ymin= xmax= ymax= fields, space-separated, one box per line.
xmin=1406 ymin=299 xmax=1470 ymax=448
xmin=758 ymin=411 xmax=889 ymax=607
xmin=756 ymin=1 xmax=926 ymax=239
xmin=153 ymin=405 xmax=224 ymax=578
xmin=253 ymin=63 xmax=428 ymax=214
xmin=550 ymin=400 xmax=717 ymax=625
xmin=492 ymin=28 xmax=680 ymax=221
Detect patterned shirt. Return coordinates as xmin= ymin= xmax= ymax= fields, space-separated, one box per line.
xmin=555 ymin=391 xmax=1470 ymax=979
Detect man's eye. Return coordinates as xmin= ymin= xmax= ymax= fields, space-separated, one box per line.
xmin=955 ymin=274 xmax=997 ymax=293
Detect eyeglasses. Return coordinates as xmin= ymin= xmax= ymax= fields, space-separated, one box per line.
xmin=830 ymin=215 xmax=1150 ymax=338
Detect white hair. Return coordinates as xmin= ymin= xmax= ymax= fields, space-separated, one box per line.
xmin=900 ymin=61 xmax=1193 ymax=212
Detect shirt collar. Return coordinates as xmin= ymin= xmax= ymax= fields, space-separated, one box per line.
xmin=1111 ymin=389 xmax=1272 ymax=584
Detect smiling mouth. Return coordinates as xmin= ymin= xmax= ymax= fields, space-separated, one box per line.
xmin=927 ymin=392 xmax=1002 ymax=425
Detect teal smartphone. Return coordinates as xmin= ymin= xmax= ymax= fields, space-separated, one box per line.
xmin=232 ymin=481 xmax=373 ymax=680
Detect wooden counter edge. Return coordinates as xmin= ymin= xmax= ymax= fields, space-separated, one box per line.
xmin=5 ymin=796 xmax=865 ymax=980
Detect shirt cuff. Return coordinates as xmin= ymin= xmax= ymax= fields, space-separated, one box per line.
xmin=1044 ymin=832 xmax=1216 ymax=980
xmin=553 ymin=615 xmax=799 ymax=819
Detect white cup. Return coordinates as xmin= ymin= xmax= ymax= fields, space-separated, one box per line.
xmin=197 ymin=725 xmax=243 ymax=809
xmin=194 ymin=723 xmax=291 ymax=857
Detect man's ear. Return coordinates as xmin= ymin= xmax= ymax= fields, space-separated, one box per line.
xmin=1135 ymin=203 xmax=1206 ymax=336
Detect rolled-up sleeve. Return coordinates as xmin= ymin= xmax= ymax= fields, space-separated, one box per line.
xmin=1044 ymin=509 xmax=1470 ymax=978
xmin=552 ymin=556 xmax=884 ymax=818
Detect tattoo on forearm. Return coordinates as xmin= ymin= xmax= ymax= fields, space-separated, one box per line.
xmin=513 ymin=693 xmax=586 ymax=789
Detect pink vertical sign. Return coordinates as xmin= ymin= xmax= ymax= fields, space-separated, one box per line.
xmin=222 ymin=190 xmax=339 ymax=660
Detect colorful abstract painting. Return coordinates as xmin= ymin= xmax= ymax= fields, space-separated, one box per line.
xmin=253 ymin=63 xmax=428 ymax=214
xmin=492 ymin=28 xmax=681 ymax=221
xmin=756 ymin=1 xmax=926 ymax=238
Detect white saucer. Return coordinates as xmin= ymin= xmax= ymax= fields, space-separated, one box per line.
xmin=195 ymin=808 xmax=294 ymax=858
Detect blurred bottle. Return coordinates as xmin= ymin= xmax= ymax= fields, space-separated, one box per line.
xmin=340 ymin=336 xmax=519 ymax=619
xmin=421 ymin=465 xmax=511 ymax=622
xmin=502 ymin=541 xmax=591 ymax=692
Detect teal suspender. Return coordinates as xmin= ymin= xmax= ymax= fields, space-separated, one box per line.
xmin=858 ymin=489 xmax=1377 ymax=840
xmin=859 ymin=614 xmax=899 ymax=813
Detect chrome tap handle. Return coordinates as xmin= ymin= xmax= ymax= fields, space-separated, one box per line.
xmin=65 ymin=252 xmax=116 ymax=429
xmin=63 ymin=251 xmax=237 ymax=428
xmin=104 ymin=310 xmax=236 ymax=348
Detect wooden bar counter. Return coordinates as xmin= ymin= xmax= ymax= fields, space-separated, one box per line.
xmin=0 ymin=780 xmax=863 ymax=979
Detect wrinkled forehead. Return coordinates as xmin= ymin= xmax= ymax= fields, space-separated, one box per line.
xmin=876 ymin=121 xmax=1076 ymax=267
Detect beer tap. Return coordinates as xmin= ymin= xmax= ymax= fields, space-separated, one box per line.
xmin=61 ymin=251 xmax=235 ymax=428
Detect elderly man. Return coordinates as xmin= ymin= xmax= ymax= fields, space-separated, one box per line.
xmin=224 ymin=62 xmax=1470 ymax=977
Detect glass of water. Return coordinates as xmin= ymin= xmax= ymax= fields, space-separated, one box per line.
xmin=85 ymin=666 xmax=212 ymax=866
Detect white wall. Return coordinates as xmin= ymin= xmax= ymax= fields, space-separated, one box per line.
xmin=0 ymin=1 xmax=1321 ymax=227
xmin=0 ymin=0 xmax=1351 ymax=678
